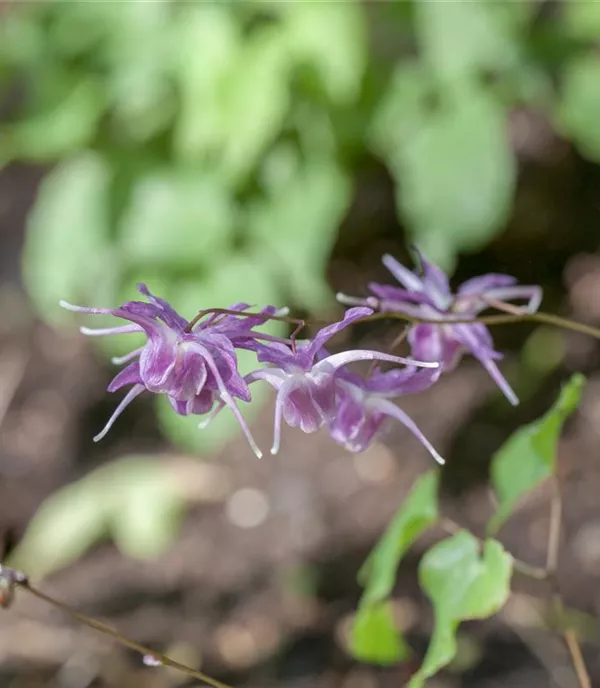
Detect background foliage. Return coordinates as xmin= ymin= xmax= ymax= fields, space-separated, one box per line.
xmin=1 ymin=1 xmax=599 ymax=684
xmin=2 ymin=0 xmax=599 ymax=451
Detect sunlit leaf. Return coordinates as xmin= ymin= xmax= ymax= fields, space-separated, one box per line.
xmin=394 ymin=89 xmax=515 ymax=269
xmin=248 ymin=156 xmax=351 ymax=311
xmin=103 ymin=1 xmax=175 ymax=140
xmin=10 ymin=457 xmax=186 ymax=577
xmin=119 ymin=168 xmax=236 ymax=270
xmin=408 ymin=532 xmax=512 ymax=687
xmin=109 ymin=458 xmax=185 ymax=559
xmin=558 ymin=55 xmax=600 ymax=163
xmin=4 ymin=78 xmax=104 ymax=163
xmin=282 ymin=0 xmax=366 ymax=104
xmin=23 ymin=152 xmax=116 ymax=322
xmin=359 ymin=471 xmax=439 ymax=605
xmin=415 ymin=1 xmax=519 ymax=84
xmin=173 ymin=3 xmax=240 ymax=161
xmin=217 ymin=27 xmax=291 ymax=183
xmin=562 ymin=1 xmax=600 ymax=40
xmin=488 ymin=374 xmax=586 ymax=535
xmin=351 ymin=601 xmax=411 ymax=666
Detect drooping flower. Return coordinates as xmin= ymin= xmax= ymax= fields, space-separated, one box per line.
xmin=60 ymin=285 xmax=284 ymax=458
xmin=327 ymin=364 xmax=444 ymax=464
xmin=337 ymin=250 xmax=542 ymax=406
xmin=202 ymin=307 xmax=440 ymax=456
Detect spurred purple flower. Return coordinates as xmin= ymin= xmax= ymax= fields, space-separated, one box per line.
xmin=337 ymin=250 xmax=542 ymax=406
xmin=204 ymin=307 xmax=440 ymax=456
xmin=61 ymin=285 xmax=284 ymax=458
xmin=327 ymin=364 xmax=444 ymax=464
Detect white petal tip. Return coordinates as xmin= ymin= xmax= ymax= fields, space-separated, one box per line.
xmin=270 ymin=447 xmax=278 ymax=456
xmin=255 ymin=449 xmax=264 ymax=459
xmin=92 ymin=434 xmax=102 ymax=443
xmin=434 ymin=455 xmax=445 ymax=466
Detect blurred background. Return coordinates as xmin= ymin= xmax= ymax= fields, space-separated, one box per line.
xmin=1 ymin=0 xmax=600 ymax=686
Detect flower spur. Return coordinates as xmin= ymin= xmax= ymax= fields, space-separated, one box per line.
xmin=60 ymin=285 xmax=284 ymax=458
xmin=337 ymin=249 xmax=542 ymax=406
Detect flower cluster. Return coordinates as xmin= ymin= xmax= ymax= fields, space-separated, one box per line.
xmin=338 ymin=248 xmax=542 ymax=406
xmin=61 ymin=250 xmax=541 ymax=466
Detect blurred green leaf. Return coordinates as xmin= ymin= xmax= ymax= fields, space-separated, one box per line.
xmin=218 ymin=28 xmax=291 ymax=183
xmin=23 ymin=152 xmax=116 ymax=322
xmin=103 ymin=1 xmax=175 ymax=140
xmin=248 ymin=156 xmax=351 ymax=311
xmin=174 ymin=5 xmax=290 ymax=183
xmin=558 ymin=55 xmax=600 ymax=163
xmin=119 ymin=168 xmax=236 ymax=270
xmin=394 ymin=89 xmax=515 ymax=269
xmin=370 ymin=62 xmax=434 ymax=155
xmin=359 ymin=471 xmax=439 ymax=605
xmin=109 ymin=459 xmax=185 ymax=559
xmin=283 ymin=0 xmax=366 ymax=104
xmin=156 ymin=255 xmax=283 ymax=454
xmin=351 ymin=601 xmax=411 ymax=666
xmin=488 ymin=374 xmax=586 ymax=535
xmin=415 ymin=1 xmax=519 ymax=84
xmin=173 ymin=3 xmax=240 ymax=162
xmin=408 ymin=532 xmax=513 ymax=687
xmin=562 ymin=1 xmax=600 ymax=40
xmin=9 ymin=477 xmax=110 ymax=578
xmin=10 ymin=457 xmax=185 ymax=577
xmin=3 ymin=78 xmax=104 ymax=163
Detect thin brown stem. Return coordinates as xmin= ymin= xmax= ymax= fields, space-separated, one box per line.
xmin=184 ymin=306 xmax=600 ymax=343
xmin=544 ymin=479 xmax=592 ymax=688
xmin=13 ymin=579 xmax=234 ymax=688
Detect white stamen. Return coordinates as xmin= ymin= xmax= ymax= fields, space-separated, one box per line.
xmin=93 ymin=384 xmax=145 ymax=442
xmin=80 ymin=324 xmax=143 ymax=337
xmin=111 ymin=347 xmax=144 ymax=365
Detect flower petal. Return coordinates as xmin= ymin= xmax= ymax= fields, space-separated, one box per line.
xmin=93 ymin=384 xmax=145 ymax=442
xmin=457 ymin=274 xmax=517 ymax=296
xmin=410 ymin=247 xmax=451 ymax=299
xmin=137 ymin=283 xmax=188 ymax=331
xmin=363 ymin=365 xmax=442 ymax=396
xmin=306 ymin=307 xmax=373 ymax=360
xmin=382 ymin=254 xmax=425 ymax=292
xmin=377 ymin=398 xmax=445 ymax=465
xmin=107 ymin=361 xmax=143 ymax=392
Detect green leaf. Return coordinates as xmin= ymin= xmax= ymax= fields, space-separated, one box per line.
xmin=488 ymin=374 xmax=586 ymax=534
xmin=282 ymin=0 xmax=366 ymax=104
xmin=394 ymin=89 xmax=515 ymax=269
xmin=103 ymin=1 xmax=175 ymax=140
xmin=156 ymin=255 xmax=283 ymax=454
xmin=23 ymin=152 xmax=116 ymax=323
xmin=409 ymin=532 xmax=513 ymax=687
xmin=415 ymin=1 xmax=519 ymax=84
xmin=558 ymin=55 xmax=600 ymax=163
xmin=351 ymin=601 xmax=411 ymax=666
xmin=173 ymin=3 xmax=240 ymax=161
xmin=359 ymin=471 xmax=439 ymax=605
xmin=248 ymin=155 xmax=351 ymax=311
xmin=109 ymin=458 xmax=185 ymax=559
xmin=562 ymin=1 xmax=600 ymax=40
xmin=3 ymin=78 xmax=104 ymax=163
xmin=217 ymin=27 xmax=291 ymax=183
xmin=118 ymin=168 xmax=236 ymax=271
xmin=10 ymin=457 xmax=186 ymax=577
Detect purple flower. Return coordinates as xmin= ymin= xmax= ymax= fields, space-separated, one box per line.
xmin=203 ymin=307 xmax=440 ymax=456
xmin=337 ymin=250 xmax=542 ymax=406
xmin=60 ymin=285 xmax=283 ymax=458
xmin=327 ymin=364 xmax=444 ymax=464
